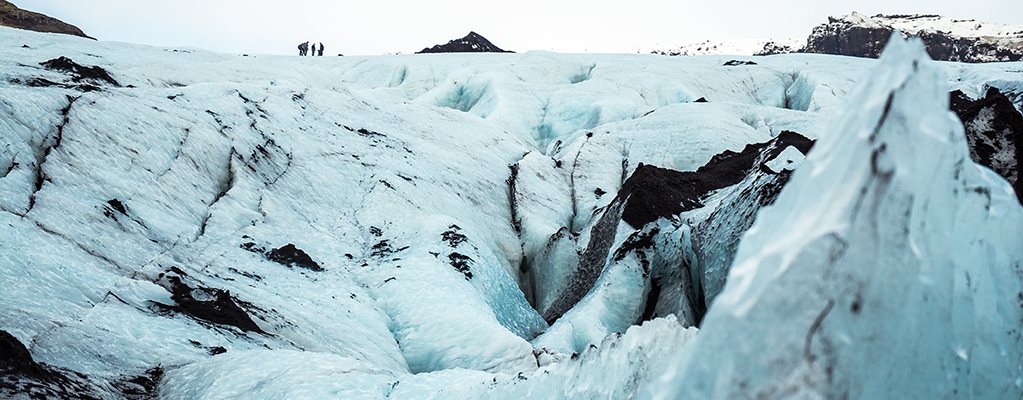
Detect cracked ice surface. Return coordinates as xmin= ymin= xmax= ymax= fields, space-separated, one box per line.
xmin=0 ymin=26 xmax=1021 ymax=399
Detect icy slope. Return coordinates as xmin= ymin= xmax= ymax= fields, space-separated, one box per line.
xmin=651 ymin=36 xmax=1023 ymax=399
xmin=159 ymin=316 xmax=696 ymax=399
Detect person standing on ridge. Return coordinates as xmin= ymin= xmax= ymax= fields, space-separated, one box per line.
xmin=298 ymin=41 xmax=308 ymax=56
xmin=318 ymin=43 xmax=324 ymax=56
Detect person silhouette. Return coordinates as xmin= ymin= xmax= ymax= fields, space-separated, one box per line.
xmin=297 ymin=41 xmax=308 ymax=56
xmin=318 ymin=43 xmax=324 ymax=56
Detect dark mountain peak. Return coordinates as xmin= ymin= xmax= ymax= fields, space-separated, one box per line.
xmin=0 ymin=0 xmax=92 ymax=39
xmin=417 ymin=31 xmax=513 ymax=54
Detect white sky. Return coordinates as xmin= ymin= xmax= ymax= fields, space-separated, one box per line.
xmin=14 ymin=0 xmax=1023 ymax=56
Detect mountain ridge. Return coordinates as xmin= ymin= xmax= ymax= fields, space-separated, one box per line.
xmin=0 ymin=0 xmax=92 ymax=39
xmin=417 ymin=31 xmax=513 ymax=54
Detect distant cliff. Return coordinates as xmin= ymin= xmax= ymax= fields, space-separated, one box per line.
xmin=651 ymin=13 xmax=1023 ymax=62
xmin=802 ymin=13 xmax=1023 ymax=62
xmin=0 ymin=1 xmax=92 ymax=39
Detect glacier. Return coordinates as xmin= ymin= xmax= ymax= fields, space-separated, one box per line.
xmin=650 ymin=37 xmax=1023 ymax=399
xmin=0 ymin=26 xmax=1021 ymax=399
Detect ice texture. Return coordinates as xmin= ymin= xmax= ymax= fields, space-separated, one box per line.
xmin=650 ymin=36 xmax=1023 ymax=399
xmin=0 ymin=26 xmax=1020 ymax=399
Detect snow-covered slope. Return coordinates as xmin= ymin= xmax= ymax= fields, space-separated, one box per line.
xmin=0 ymin=27 xmax=1021 ymax=399
xmin=650 ymin=38 xmax=802 ymax=57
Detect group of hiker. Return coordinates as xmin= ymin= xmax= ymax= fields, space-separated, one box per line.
xmin=298 ymin=41 xmax=324 ymax=56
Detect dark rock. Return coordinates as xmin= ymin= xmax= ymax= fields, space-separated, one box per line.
xmin=448 ymin=252 xmax=473 ymax=280
xmin=507 ymin=163 xmax=523 ymax=234
xmin=356 ymin=127 xmax=385 ymax=138
xmin=694 ymin=97 xmax=708 ymax=103
xmin=0 ymin=330 xmax=35 ymax=373
xmin=801 ymin=14 xmax=1023 ymax=62
xmin=950 ymin=88 xmax=1023 ymax=202
xmin=10 ymin=76 xmax=101 ymax=92
xmin=103 ymin=199 xmax=128 ymax=219
xmin=240 ymin=242 xmax=265 ymax=253
xmin=266 ymin=244 xmax=323 ymax=271
xmin=1 ymin=330 xmax=102 ymax=399
xmin=114 ymin=367 xmax=163 ymax=400
xmin=417 ymin=31 xmax=513 ymax=54
xmin=441 ymin=225 xmax=467 ymax=247
xmin=106 ymin=198 xmax=127 ymax=214
xmin=723 ymin=60 xmax=757 ymax=66
xmin=162 ymin=274 xmax=265 ymax=333
xmin=755 ymin=41 xmax=797 ymax=56
xmin=617 ymin=131 xmax=810 ymax=229
xmin=241 ymin=241 xmax=323 ymax=271
xmin=619 ymin=131 xmax=813 ymax=228
xmin=370 ymin=240 xmax=396 ymax=258
xmin=0 ymin=1 xmax=93 ymax=39
xmin=40 ymin=56 xmax=119 ymax=86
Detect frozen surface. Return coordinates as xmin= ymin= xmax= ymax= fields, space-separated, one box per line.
xmin=0 ymin=27 xmax=1020 ymax=399
xmin=650 ymin=36 xmax=1023 ymax=399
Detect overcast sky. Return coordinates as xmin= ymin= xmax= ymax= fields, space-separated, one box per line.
xmin=15 ymin=0 xmax=1023 ymax=56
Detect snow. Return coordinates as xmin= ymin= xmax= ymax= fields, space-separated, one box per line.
xmin=0 ymin=26 xmax=1020 ymax=399
xmin=763 ymin=145 xmax=806 ymax=173
xmin=160 ymin=316 xmax=697 ymax=399
xmin=649 ymin=36 xmax=1023 ymax=399
xmin=649 ymin=38 xmax=804 ymax=56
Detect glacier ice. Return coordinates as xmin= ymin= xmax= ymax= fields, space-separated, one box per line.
xmin=650 ymin=36 xmax=1023 ymax=399
xmin=0 ymin=26 xmax=1021 ymax=399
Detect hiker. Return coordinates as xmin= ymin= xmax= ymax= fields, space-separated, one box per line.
xmin=298 ymin=41 xmax=308 ymax=56
xmin=317 ymin=43 xmax=324 ymax=56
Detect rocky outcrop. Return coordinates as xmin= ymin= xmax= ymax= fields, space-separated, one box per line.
xmin=0 ymin=1 xmax=92 ymax=39
xmin=621 ymin=131 xmax=813 ymax=229
xmin=1 ymin=331 xmax=102 ymax=399
xmin=417 ymin=31 xmax=512 ymax=54
xmin=802 ymin=13 xmax=1023 ymax=62
xmin=951 ymin=88 xmax=1023 ymax=202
